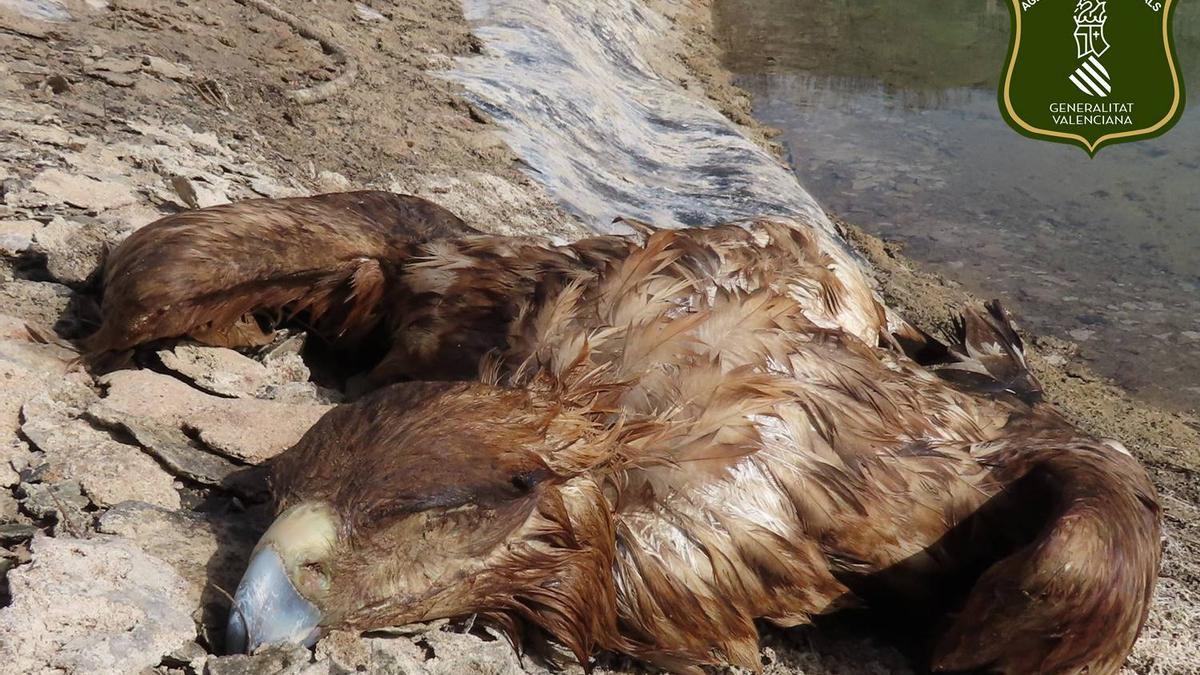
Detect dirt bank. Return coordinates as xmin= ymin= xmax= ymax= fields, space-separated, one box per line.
xmin=0 ymin=0 xmax=1196 ymax=673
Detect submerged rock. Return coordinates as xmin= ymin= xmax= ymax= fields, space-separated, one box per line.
xmin=0 ymin=534 xmax=195 ymax=674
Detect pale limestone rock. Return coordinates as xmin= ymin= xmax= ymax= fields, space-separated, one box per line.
xmin=363 ymin=626 xmax=564 ymax=674
xmin=0 ymin=279 xmax=74 ymax=329
xmin=94 ymin=200 xmax=162 ymax=233
xmin=96 ymin=369 xmax=332 ymax=464
xmin=88 ymin=56 xmax=141 ymax=75
xmin=20 ymin=377 xmax=181 ymax=509
xmin=249 ymin=175 xmax=300 ymax=199
xmin=30 ymin=168 xmax=137 ymax=213
xmin=0 ymin=337 xmax=75 ymax=376
xmin=157 ymin=344 xmax=272 ymax=398
xmin=316 ymin=169 xmax=353 ymax=192
xmin=97 ymin=501 xmax=264 ymax=611
xmin=205 ymin=644 xmax=317 ymax=675
xmin=0 ymin=312 xmax=30 ymax=339
xmin=143 ymin=55 xmax=193 ymax=81
xmin=86 ymin=402 xmax=249 ymax=491
xmin=0 ymin=534 xmax=196 ymax=674
xmin=0 ymin=337 xmax=73 ymax=456
xmin=354 ymin=2 xmax=387 ymax=22
xmin=0 ymin=487 xmax=19 ymax=521
xmin=0 ymin=119 xmax=89 ymax=149
xmin=157 ymin=343 xmax=333 ymax=403
xmin=0 ymin=438 xmax=31 ymax=487
xmin=30 ymin=215 xmax=123 ymax=286
xmin=0 ymin=218 xmax=41 ymax=254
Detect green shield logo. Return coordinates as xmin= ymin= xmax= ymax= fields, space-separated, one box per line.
xmin=1000 ymin=0 xmax=1185 ymax=155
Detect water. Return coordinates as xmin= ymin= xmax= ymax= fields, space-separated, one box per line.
xmin=714 ymin=0 xmax=1200 ymax=412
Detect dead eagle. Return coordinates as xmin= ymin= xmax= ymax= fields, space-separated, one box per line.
xmin=88 ymin=191 xmax=1160 ymax=674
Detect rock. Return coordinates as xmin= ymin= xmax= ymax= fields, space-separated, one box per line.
xmin=85 ymin=402 xmax=252 ymax=493
xmin=0 ymin=337 xmax=75 ymax=376
xmin=0 ymin=488 xmax=21 ymax=521
xmin=162 ymin=640 xmax=209 ymax=672
xmin=0 ymin=314 xmax=23 ymax=341
xmin=86 ymin=64 xmax=137 ymax=86
xmin=316 ymin=170 xmax=353 ymax=191
xmin=0 ymin=534 xmax=196 ymax=674
xmin=0 ymin=279 xmax=74 ymax=330
xmin=30 ymin=168 xmax=137 ymax=213
xmin=1042 ymin=353 xmax=1067 ymax=367
xmin=96 ymin=369 xmax=332 ymax=464
xmin=205 ymin=644 xmax=316 ymax=675
xmin=2 ymin=186 xmax=56 ymax=208
xmin=88 ymin=56 xmax=141 ymax=75
xmin=258 ymin=379 xmax=343 ymax=405
xmin=156 ymin=344 xmax=272 ymax=398
xmin=156 ymin=343 xmax=332 ymax=403
xmin=363 ymin=626 xmax=561 ymax=674
xmin=0 ymin=218 xmax=41 ymax=254
xmin=354 ymin=3 xmax=387 ymax=22
xmin=0 ymin=522 xmax=36 ymax=544
xmin=249 ymin=175 xmax=299 ymax=199
xmin=0 ymin=336 xmax=73 ymax=457
xmin=30 ymin=216 xmax=124 ymax=286
xmin=20 ymin=378 xmax=182 ymax=509
xmin=98 ymin=500 xmax=267 ymax=642
xmin=316 ymin=630 xmax=372 ymax=671
xmin=3 ymin=0 xmax=72 ymax=22
xmin=143 ymin=55 xmax=193 ymax=81
xmin=0 ymin=439 xmax=31 ymax=487
xmin=15 ymin=480 xmax=89 ymax=533
xmin=0 ymin=119 xmax=89 ymax=149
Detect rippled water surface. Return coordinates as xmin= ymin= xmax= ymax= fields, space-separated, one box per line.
xmin=714 ymin=0 xmax=1200 ymax=411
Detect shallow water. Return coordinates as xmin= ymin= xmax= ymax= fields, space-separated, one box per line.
xmin=714 ymin=0 xmax=1200 ymax=411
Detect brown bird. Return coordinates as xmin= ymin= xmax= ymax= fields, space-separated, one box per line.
xmin=90 ymin=192 xmax=1160 ymax=674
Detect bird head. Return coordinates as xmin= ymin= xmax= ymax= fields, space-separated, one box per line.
xmin=226 ymin=380 xmax=622 ymax=660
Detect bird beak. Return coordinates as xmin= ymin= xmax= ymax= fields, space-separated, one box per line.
xmin=226 ymin=545 xmax=322 ymax=653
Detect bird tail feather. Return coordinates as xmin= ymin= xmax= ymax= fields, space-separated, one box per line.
xmin=932 ymin=439 xmax=1160 ymax=674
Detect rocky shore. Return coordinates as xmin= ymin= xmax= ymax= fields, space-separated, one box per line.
xmin=0 ymin=0 xmax=1196 ymax=673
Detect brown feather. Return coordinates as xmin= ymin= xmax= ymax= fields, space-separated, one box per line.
xmin=95 ymin=196 xmax=1159 ymax=674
